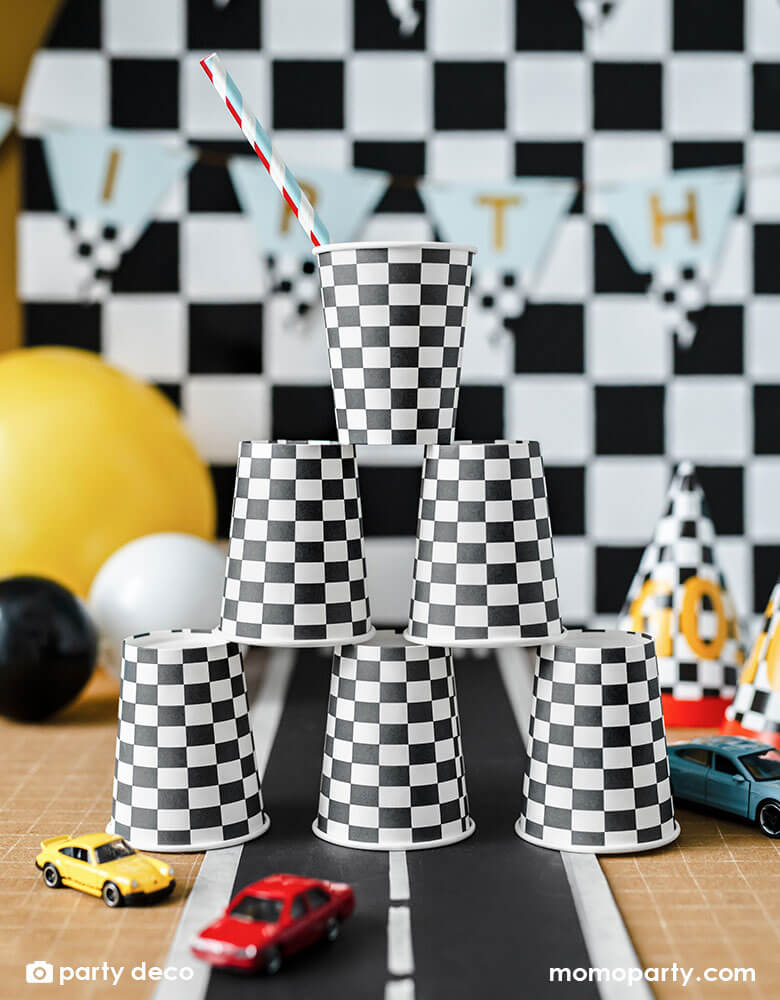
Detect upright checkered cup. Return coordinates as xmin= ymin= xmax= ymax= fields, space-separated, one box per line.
xmin=220 ymin=441 xmax=374 ymax=647
xmin=517 ymin=629 xmax=679 ymax=854
xmin=314 ymin=630 xmax=474 ymax=851
xmin=108 ymin=629 xmax=269 ymax=852
xmin=314 ymin=241 xmax=475 ymax=445
xmin=406 ymin=440 xmax=563 ymax=647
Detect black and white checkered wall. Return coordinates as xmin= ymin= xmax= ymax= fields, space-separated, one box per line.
xmin=17 ymin=0 xmax=780 ymax=630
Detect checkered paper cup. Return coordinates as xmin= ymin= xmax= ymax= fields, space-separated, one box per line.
xmin=516 ymin=630 xmax=680 ymax=854
xmin=314 ymin=241 xmax=476 ymax=445
xmin=313 ymin=630 xmax=475 ymax=851
xmin=220 ymin=441 xmax=374 ymax=647
xmin=108 ymin=629 xmax=269 ymax=852
xmin=405 ymin=440 xmax=564 ymax=648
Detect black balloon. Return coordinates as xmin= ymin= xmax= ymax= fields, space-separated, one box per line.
xmin=0 ymin=576 xmax=98 ymax=722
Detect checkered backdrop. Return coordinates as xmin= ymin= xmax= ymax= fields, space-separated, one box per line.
xmin=16 ymin=0 xmax=780 ymax=632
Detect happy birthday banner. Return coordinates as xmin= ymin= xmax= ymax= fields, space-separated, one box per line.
xmin=32 ymin=118 xmax=745 ymax=345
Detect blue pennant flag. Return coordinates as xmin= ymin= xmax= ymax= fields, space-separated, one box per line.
xmin=228 ymin=160 xmax=388 ymax=257
xmin=0 ymin=104 xmax=13 ymax=148
xmin=602 ymin=168 xmax=742 ymax=273
xmin=602 ymin=168 xmax=742 ymax=347
xmin=418 ymin=178 xmax=576 ymax=275
xmin=43 ymin=128 xmax=195 ymax=227
xmin=42 ymin=128 xmax=195 ymax=299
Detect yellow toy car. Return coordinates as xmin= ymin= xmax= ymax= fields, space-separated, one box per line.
xmin=35 ymin=833 xmax=175 ymax=908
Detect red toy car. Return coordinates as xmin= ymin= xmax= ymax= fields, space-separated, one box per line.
xmin=191 ymin=874 xmax=355 ymax=974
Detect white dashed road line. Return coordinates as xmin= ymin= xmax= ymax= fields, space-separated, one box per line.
xmin=386 ymin=850 xmax=415 ymax=998
xmin=389 ymin=849 xmax=410 ymax=901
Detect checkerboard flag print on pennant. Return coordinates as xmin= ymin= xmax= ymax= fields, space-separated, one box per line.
xmin=265 ymin=253 xmax=320 ymax=323
xmin=406 ymin=441 xmax=563 ymax=648
xmin=314 ymin=631 xmax=474 ymax=851
xmin=220 ymin=441 xmax=374 ymax=647
xmin=517 ymin=630 xmax=679 ymax=854
xmin=618 ymin=462 xmax=744 ymax=728
xmin=650 ymin=264 xmax=709 ymax=348
xmin=41 ymin=128 xmax=194 ymax=300
xmin=575 ymin=0 xmax=622 ymax=30
xmin=722 ymin=579 xmax=780 ymax=750
xmin=602 ymin=167 xmax=742 ymax=349
xmin=314 ymin=242 xmax=475 ymax=445
xmin=108 ymin=629 xmax=269 ymax=852
xmin=471 ymin=269 xmax=526 ymax=340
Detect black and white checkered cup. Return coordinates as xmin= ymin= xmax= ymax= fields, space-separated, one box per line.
xmin=405 ymin=440 xmax=563 ymax=648
xmin=108 ymin=629 xmax=269 ymax=852
xmin=517 ymin=630 xmax=680 ymax=854
xmin=220 ymin=441 xmax=374 ymax=647
xmin=314 ymin=241 xmax=476 ymax=445
xmin=314 ymin=630 xmax=474 ymax=851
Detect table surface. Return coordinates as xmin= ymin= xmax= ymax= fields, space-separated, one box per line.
xmin=1 ymin=656 xmax=779 ymax=1000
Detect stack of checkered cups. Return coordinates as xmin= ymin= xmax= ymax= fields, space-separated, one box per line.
xmin=109 ymin=239 xmax=678 ymax=856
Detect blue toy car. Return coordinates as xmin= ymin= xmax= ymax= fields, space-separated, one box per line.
xmin=668 ymin=736 xmax=780 ymax=838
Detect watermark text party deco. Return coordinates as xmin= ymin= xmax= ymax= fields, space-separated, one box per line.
xmin=25 ymin=960 xmax=194 ymax=987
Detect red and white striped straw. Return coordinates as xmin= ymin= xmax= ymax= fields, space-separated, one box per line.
xmin=200 ymin=52 xmax=330 ymax=247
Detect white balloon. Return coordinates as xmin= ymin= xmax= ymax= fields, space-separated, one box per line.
xmin=89 ymin=533 xmax=226 ymax=675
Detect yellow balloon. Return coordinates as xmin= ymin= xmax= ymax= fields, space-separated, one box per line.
xmin=0 ymin=347 xmax=216 ymax=596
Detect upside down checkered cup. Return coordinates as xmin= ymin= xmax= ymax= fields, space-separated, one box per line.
xmin=108 ymin=629 xmax=269 ymax=852
xmin=314 ymin=241 xmax=475 ymax=445
xmin=406 ymin=440 xmax=564 ymax=648
xmin=517 ymin=630 xmax=679 ymax=854
xmin=220 ymin=441 xmax=374 ymax=647
xmin=313 ymin=630 xmax=474 ymax=851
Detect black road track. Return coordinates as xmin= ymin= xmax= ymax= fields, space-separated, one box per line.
xmin=204 ymin=650 xmax=597 ymax=1000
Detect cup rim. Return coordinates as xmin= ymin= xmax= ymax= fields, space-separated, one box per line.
xmin=425 ymin=439 xmax=541 ymax=450
xmin=313 ymin=240 xmax=477 ymax=255
xmin=543 ymin=628 xmax=653 ymax=651
xmin=123 ymin=628 xmax=233 ymax=653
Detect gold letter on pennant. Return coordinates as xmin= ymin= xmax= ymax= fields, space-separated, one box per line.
xmin=476 ymin=194 xmax=523 ymax=251
xmin=649 ymin=190 xmax=699 ymax=247
xmin=101 ymin=148 xmax=121 ymax=202
xmin=281 ymin=181 xmax=318 ymax=234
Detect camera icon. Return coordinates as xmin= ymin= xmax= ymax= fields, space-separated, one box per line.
xmin=26 ymin=961 xmax=54 ymax=984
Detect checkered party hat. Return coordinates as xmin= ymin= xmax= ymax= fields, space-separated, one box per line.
xmin=406 ymin=440 xmax=563 ymax=648
xmin=722 ymin=579 xmax=780 ymax=749
xmin=517 ymin=629 xmax=679 ymax=854
xmin=314 ymin=242 xmax=475 ymax=445
xmin=108 ymin=629 xmax=269 ymax=852
xmin=618 ymin=462 xmax=743 ymax=727
xmin=313 ymin=631 xmax=474 ymax=851
xmin=220 ymin=441 xmax=374 ymax=647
